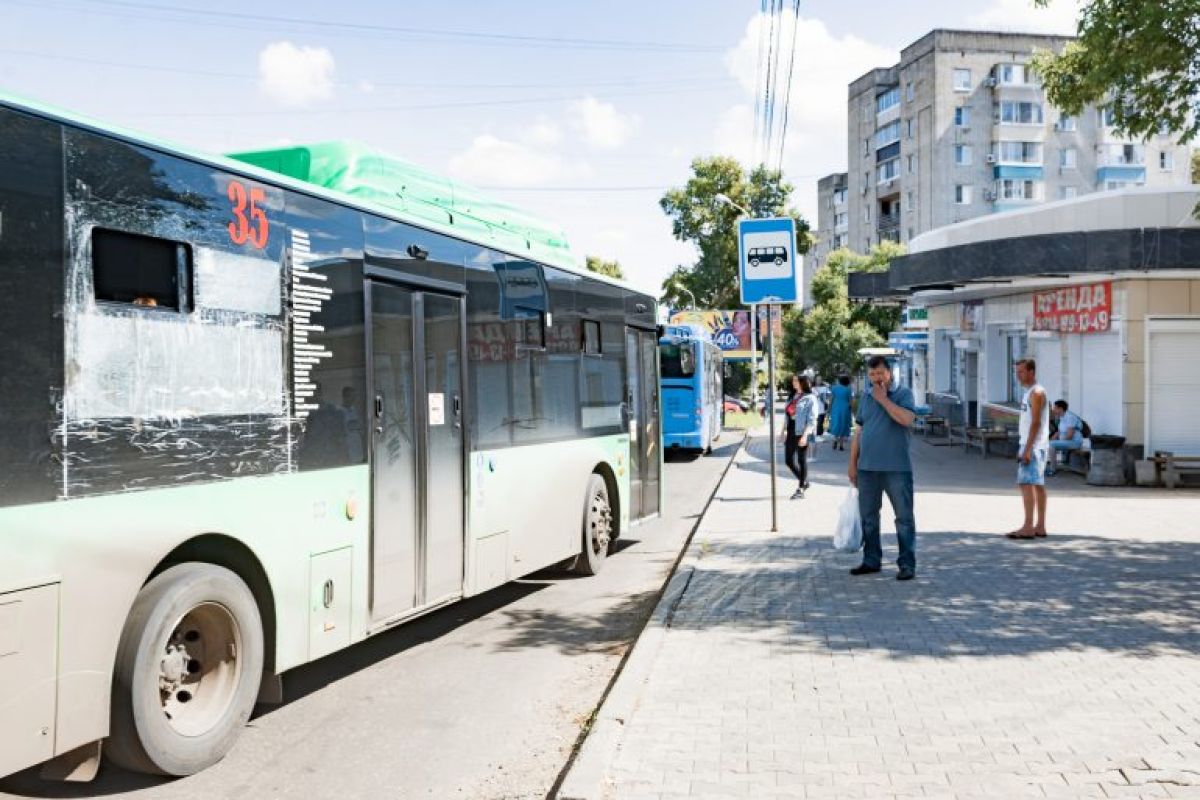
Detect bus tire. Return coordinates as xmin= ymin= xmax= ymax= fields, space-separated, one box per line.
xmin=572 ymin=474 xmax=612 ymax=576
xmin=107 ymin=563 xmax=264 ymax=776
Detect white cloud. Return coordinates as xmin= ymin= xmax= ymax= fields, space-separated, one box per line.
xmin=569 ymin=96 xmax=640 ymax=149
xmin=257 ymin=42 xmax=336 ymax=107
xmin=968 ymin=0 xmax=1081 ymax=35
xmin=447 ymin=134 xmax=591 ymax=187
xmin=719 ymin=14 xmax=897 ymax=223
xmin=523 ymin=117 xmax=563 ymax=147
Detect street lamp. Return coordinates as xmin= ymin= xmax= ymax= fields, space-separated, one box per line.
xmin=677 ymin=285 xmax=697 ymax=310
xmin=714 ymin=193 xmax=751 ymax=216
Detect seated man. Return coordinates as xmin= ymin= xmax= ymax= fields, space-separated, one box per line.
xmin=1047 ymin=399 xmax=1084 ymax=475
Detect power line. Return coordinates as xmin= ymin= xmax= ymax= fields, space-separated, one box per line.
xmin=1 ymin=0 xmax=725 ymax=53
xmin=752 ymin=0 xmax=767 ymax=162
xmin=761 ymin=1 xmax=778 ymax=167
xmin=0 ymin=47 xmax=732 ymax=92
xmin=775 ymin=0 xmax=801 ymax=172
xmin=120 ymin=81 xmax=737 ymax=118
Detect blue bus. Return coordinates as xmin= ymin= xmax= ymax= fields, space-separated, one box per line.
xmin=659 ymin=324 xmax=723 ymax=453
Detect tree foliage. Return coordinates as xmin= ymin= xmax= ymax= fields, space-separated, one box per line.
xmin=1032 ymin=0 xmax=1200 ymax=142
xmin=659 ymin=157 xmax=811 ymax=309
xmin=780 ymin=243 xmax=904 ymax=379
xmin=585 ymin=255 xmax=624 ymax=280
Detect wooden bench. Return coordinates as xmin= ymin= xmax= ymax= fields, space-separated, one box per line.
xmin=1057 ymin=448 xmax=1091 ymax=476
xmin=964 ymin=427 xmax=1017 ymax=459
xmin=1153 ymin=453 xmax=1200 ymax=488
xmin=914 ymin=415 xmax=947 ymax=437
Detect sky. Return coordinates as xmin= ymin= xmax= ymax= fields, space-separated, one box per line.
xmin=0 ymin=0 xmax=1080 ymax=296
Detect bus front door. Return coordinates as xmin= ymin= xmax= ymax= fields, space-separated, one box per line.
xmin=625 ymin=329 xmax=661 ymax=521
xmin=368 ymin=281 xmax=466 ymax=623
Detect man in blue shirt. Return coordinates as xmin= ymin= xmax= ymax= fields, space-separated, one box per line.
xmin=1046 ymin=399 xmax=1084 ymax=476
xmin=848 ymin=356 xmax=919 ymax=581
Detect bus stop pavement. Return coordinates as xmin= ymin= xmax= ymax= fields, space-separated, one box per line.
xmin=557 ymin=427 xmax=1200 ymax=800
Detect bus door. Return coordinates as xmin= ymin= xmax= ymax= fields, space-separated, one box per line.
xmin=625 ymin=328 xmax=661 ymax=520
xmin=368 ymin=280 xmax=466 ymax=623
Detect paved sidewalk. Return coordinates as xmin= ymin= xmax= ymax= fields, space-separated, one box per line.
xmin=559 ymin=428 xmax=1200 ymax=799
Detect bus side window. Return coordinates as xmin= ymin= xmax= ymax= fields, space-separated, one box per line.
xmin=92 ymin=227 xmax=192 ymax=312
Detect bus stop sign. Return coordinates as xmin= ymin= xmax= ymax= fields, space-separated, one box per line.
xmin=737 ymin=216 xmax=799 ymax=305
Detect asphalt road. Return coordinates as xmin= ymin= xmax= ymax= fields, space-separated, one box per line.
xmin=0 ymin=435 xmax=741 ymax=800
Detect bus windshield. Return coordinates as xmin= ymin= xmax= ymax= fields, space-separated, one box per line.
xmin=659 ymin=343 xmax=695 ymax=378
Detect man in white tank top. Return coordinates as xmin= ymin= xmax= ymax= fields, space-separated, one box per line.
xmin=1007 ymin=358 xmax=1050 ymax=540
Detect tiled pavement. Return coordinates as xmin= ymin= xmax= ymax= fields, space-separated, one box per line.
xmin=562 ymin=428 xmax=1200 ymax=799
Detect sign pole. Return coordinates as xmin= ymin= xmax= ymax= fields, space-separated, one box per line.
xmin=750 ymin=303 xmax=758 ymax=411
xmin=767 ymin=303 xmax=778 ymax=533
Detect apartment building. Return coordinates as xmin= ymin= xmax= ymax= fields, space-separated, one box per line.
xmin=808 ymin=172 xmax=849 ymax=301
xmin=845 ymin=29 xmax=1193 ymax=254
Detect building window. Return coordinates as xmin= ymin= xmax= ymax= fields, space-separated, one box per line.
xmin=864 ymin=204 xmax=870 ymax=222
xmin=998 ymin=64 xmax=1024 ymax=85
xmin=906 ymin=190 xmax=914 ymax=207
xmin=996 ymin=141 xmax=1042 ymax=164
xmin=906 ymin=82 xmax=914 ymax=102
xmin=1099 ymin=106 xmax=1117 ymax=127
xmin=1058 ymin=114 xmax=1076 ymax=131
xmin=876 ymin=87 xmax=900 ymax=114
xmin=1005 ymin=331 xmax=1029 ymax=403
xmin=877 ymin=158 xmax=900 ymax=183
xmin=907 ymin=154 xmax=915 ymax=174
xmin=582 ymin=320 xmax=602 ymax=355
xmin=906 ymin=119 xmax=913 ymax=138
xmin=1101 ymin=143 xmax=1144 ymax=166
xmin=954 ymin=106 xmax=971 ymax=127
xmin=997 ymin=101 xmax=1044 ymax=124
xmin=955 ymin=185 xmax=971 ymax=204
xmin=875 ymin=120 xmax=902 ymax=148
xmin=953 ymin=68 xmax=971 ymax=92
xmin=1160 ymin=151 xmax=1174 ymax=170
xmin=954 ymin=144 xmax=973 ymax=166
xmin=995 ymin=178 xmax=1040 ymax=200
xmin=863 ymin=138 xmax=870 ymax=156
xmin=1059 ymin=147 xmax=1077 ymax=169
xmin=1058 ymin=186 xmax=1078 ymax=200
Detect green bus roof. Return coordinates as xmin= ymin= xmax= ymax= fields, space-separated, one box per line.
xmin=227 ymin=141 xmax=575 ymax=268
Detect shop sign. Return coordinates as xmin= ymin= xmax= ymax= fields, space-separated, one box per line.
xmin=1033 ymin=281 xmax=1112 ymax=334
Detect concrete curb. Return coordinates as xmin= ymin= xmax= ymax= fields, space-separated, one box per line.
xmin=555 ymin=433 xmax=750 ymax=800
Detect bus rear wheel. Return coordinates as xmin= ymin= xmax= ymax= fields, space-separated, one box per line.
xmin=107 ymin=563 xmax=263 ymax=776
xmin=572 ymin=474 xmax=613 ymax=576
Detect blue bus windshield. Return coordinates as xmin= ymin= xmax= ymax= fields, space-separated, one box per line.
xmin=659 ymin=343 xmax=695 ymax=379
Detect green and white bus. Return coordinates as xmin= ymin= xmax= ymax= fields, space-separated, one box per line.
xmin=0 ymin=94 xmax=662 ymax=781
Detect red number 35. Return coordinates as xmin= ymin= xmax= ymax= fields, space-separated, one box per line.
xmin=227 ymin=180 xmax=269 ymax=248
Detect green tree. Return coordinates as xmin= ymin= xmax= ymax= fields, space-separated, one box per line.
xmin=780 ymin=243 xmax=903 ymax=378
xmin=1192 ymin=150 xmax=1200 ymax=183
xmin=659 ymin=157 xmax=811 ymax=309
xmin=1032 ymin=0 xmax=1200 ymax=142
xmin=585 ymin=255 xmax=624 ymax=280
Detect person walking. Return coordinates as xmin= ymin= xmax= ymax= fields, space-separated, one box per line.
xmin=1007 ymin=358 xmax=1050 ymax=539
xmin=782 ymin=374 xmax=817 ymax=499
xmin=828 ymin=375 xmax=853 ymax=450
xmin=848 ymin=356 xmax=918 ymax=580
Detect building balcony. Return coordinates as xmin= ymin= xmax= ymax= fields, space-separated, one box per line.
xmin=992 ymin=164 xmax=1044 ymax=180
xmin=1096 ymin=165 xmax=1146 ymax=184
xmin=877 ymin=212 xmax=901 ymax=234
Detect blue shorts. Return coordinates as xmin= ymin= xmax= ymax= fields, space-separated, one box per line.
xmin=1017 ymin=450 xmax=1047 ymax=485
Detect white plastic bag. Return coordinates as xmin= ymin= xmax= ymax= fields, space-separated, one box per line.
xmin=833 ymin=487 xmax=862 ymax=552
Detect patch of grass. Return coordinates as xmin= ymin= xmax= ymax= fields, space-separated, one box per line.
xmin=722 ymin=410 xmax=763 ymax=430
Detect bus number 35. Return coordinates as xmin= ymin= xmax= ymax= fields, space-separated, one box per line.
xmin=227 ymin=180 xmax=269 ymax=248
